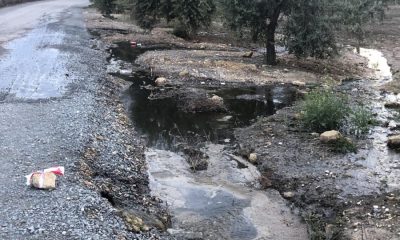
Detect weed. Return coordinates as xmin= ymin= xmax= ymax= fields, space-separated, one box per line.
xmin=346 ymin=106 xmax=375 ymax=137
xmin=329 ymin=137 xmax=357 ymax=153
xmin=304 ymin=213 xmax=344 ymax=240
xmin=301 ymin=89 xmax=350 ymax=132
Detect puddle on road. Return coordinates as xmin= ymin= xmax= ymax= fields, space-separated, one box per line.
xmin=0 ymin=21 xmax=70 ymax=100
xmin=109 ymin=42 xmax=307 ymax=239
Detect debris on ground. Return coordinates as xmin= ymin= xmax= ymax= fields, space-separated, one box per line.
xmin=25 ymin=167 xmax=65 ymax=189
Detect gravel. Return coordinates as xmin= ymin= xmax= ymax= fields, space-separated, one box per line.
xmin=0 ymin=3 xmax=169 ymax=239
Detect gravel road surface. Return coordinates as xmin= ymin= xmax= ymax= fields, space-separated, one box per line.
xmin=0 ymin=1 xmax=141 ymax=239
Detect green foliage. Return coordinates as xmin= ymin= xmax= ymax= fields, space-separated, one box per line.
xmin=284 ymin=0 xmax=338 ymax=58
xmin=221 ymin=0 xmax=339 ymax=65
xmin=347 ymin=106 xmax=375 ymax=137
xmin=221 ymin=0 xmax=290 ymax=65
xmin=130 ymin=0 xmax=215 ymax=36
xmin=92 ymin=0 xmax=116 ymax=16
xmin=329 ymin=137 xmax=358 ymax=153
xmin=338 ymin=0 xmax=389 ymax=52
xmin=304 ymin=213 xmax=344 ymax=240
xmin=132 ymin=0 xmax=161 ymax=30
xmin=301 ymin=90 xmax=350 ymax=132
xmin=173 ymin=0 xmax=216 ymax=36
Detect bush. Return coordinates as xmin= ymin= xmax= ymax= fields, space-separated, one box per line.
xmin=347 ymin=106 xmax=375 ymax=137
xmin=301 ymin=90 xmax=350 ymax=132
xmin=329 ymin=137 xmax=357 ymax=153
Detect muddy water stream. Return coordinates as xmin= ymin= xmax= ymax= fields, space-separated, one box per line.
xmin=109 ymin=43 xmax=308 ymax=239
xmin=337 ymin=48 xmax=400 ymax=197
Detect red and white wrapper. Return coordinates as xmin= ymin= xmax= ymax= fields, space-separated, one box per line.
xmin=25 ymin=166 xmax=65 ymax=187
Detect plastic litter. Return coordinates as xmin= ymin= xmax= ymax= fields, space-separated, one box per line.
xmin=25 ymin=166 xmax=65 ymax=189
xmin=130 ymin=41 xmax=142 ymax=48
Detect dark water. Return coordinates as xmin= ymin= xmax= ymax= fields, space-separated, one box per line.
xmin=125 ymin=79 xmax=297 ymax=148
xmin=108 ymin=41 xmax=174 ymax=63
xmin=109 ymin=42 xmax=298 ymax=148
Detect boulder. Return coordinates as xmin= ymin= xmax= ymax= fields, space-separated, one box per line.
xmin=248 ymin=153 xmax=257 ymax=163
xmin=320 ymin=130 xmax=341 ymax=143
xmin=388 ymin=135 xmax=400 ymax=149
xmin=155 ymin=77 xmax=167 ymax=86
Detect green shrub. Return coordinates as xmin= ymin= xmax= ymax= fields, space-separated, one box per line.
xmin=329 ymin=137 xmax=357 ymax=153
xmin=347 ymin=106 xmax=375 ymax=137
xmin=301 ymin=90 xmax=350 ymax=132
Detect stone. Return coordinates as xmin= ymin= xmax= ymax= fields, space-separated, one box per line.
xmin=387 ymin=135 xmax=400 ymax=149
xmin=155 ymin=77 xmax=167 ymax=86
xmin=179 ymin=70 xmax=189 ymax=77
xmin=283 ymin=192 xmax=295 ymax=198
xmin=248 ymin=153 xmax=257 ymax=163
xmin=210 ymin=95 xmax=224 ymax=105
xmin=292 ymin=81 xmax=306 ymax=87
xmin=119 ymin=69 xmax=132 ymax=76
xmin=242 ymin=51 xmax=253 ymax=58
xmin=320 ymin=130 xmax=341 ymax=143
xmin=384 ymin=102 xmax=400 ymax=109
xmin=311 ymin=132 xmax=320 ymax=137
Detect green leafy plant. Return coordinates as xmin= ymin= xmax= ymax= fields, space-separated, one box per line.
xmin=329 ymin=137 xmax=357 ymax=153
xmin=301 ymin=90 xmax=350 ymax=132
xmin=347 ymin=106 xmax=375 ymax=137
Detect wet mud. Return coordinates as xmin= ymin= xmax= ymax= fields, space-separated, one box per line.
xmin=107 ymin=42 xmax=309 ymax=239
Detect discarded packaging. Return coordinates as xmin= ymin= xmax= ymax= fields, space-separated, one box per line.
xmin=130 ymin=41 xmax=142 ymax=48
xmin=26 ymin=166 xmax=65 ymax=189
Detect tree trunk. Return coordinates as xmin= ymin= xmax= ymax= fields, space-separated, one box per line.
xmin=265 ymin=24 xmax=277 ymax=65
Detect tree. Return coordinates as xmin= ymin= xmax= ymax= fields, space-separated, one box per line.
xmin=222 ymin=0 xmax=339 ymax=65
xmin=130 ymin=0 xmax=216 ymax=37
xmin=92 ymin=0 xmax=116 ymax=16
xmin=339 ymin=0 xmax=388 ymax=53
xmin=284 ymin=0 xmax=337 ymax=58
xmin=222 ymin=0 xmax=290 ymax=65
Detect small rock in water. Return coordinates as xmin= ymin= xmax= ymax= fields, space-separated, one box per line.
xmin=388 ymin=135 xmax=400 ymax=149
xmin=384 ymin=102 xmax=400 ymax=109
xmin=320 ymin=130 xmax=341 ymax=143
xmin=248 ymin=153 xmax=257 ymax=163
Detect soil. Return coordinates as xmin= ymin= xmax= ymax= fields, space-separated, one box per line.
xmin=83 ymin=4 xmax=400 ymax=240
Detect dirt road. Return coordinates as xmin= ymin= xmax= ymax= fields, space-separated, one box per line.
xmin=0 ymin=1 xmax=140 ymax=239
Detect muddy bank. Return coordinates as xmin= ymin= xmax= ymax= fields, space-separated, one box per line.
xmin=84 ymin=5 xmax=400 ymax=239
xmin=235 ymin=53 xmax=400 ymax=239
